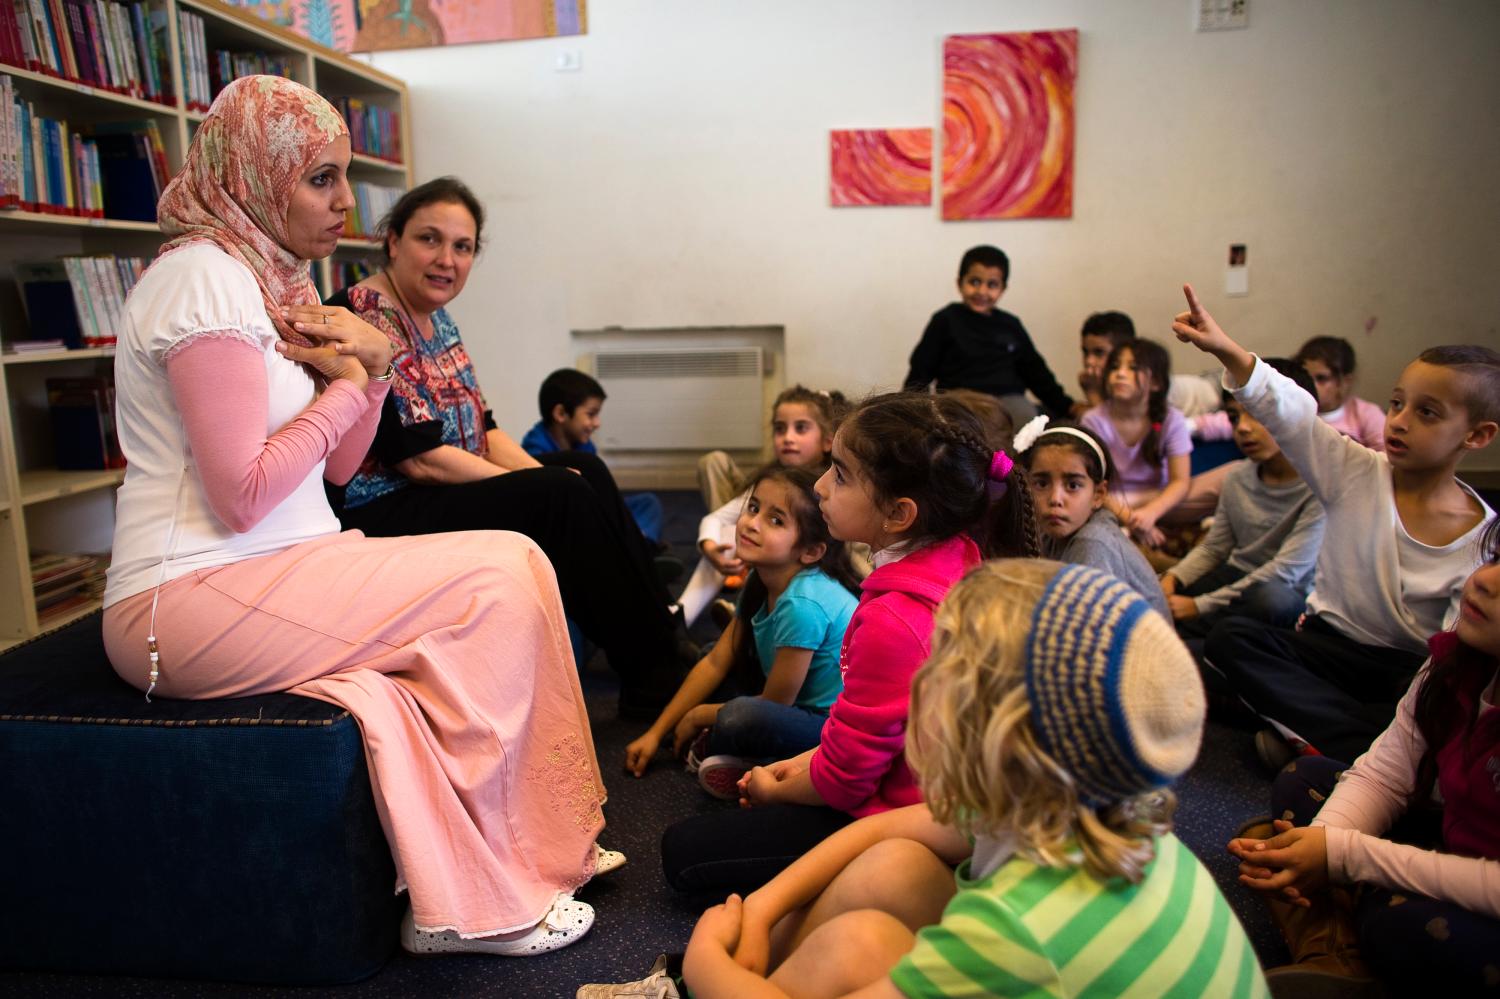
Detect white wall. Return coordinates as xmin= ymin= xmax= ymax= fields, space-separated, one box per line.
xmin=364 ymin=0 xmax=1500 ymax=469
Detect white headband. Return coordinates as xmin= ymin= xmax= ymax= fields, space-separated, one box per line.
xmin=1013 ymin=415 xmax=1109 ymax=474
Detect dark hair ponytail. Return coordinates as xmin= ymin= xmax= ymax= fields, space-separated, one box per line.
xmin=839 ymin=392 xmax=1040 ymax=559
xmin=1412 ymin=517 xmax=1500 ymax=799
xmin=1105 ymin=339 xmax=1172 ymax=469
xmin=728 ymin=464 xmax=860 ymax=692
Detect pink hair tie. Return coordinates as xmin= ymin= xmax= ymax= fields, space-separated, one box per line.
xmin=989 ymin=450 xmax=1014 ymax=482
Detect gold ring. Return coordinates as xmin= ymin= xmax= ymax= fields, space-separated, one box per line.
xmin=322 ymin=313 xmax=330 ymax=324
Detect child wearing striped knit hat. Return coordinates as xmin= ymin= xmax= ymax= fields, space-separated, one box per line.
xmin=660 ymin=560 xmax=1268 ymax=999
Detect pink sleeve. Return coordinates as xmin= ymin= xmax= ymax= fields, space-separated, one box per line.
xmin=1313 ymin=664 xmax=1500 ymax=918
xmin=808 ymin=601 xmax=923 ymax=812
xmin=1323 ymin=829 xmax=1500 ymax=919
xmin=166 ymin=337 xmax=373 ymax=533
xmin=1356 ymin=397 xmax=1387 ymax=451
xmin=323 ymin=379 xmax=390 ymax=485
xmin=1191 ymin=410 xmax=1234 ymax=442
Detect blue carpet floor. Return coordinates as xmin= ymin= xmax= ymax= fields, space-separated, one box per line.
xmin=0 ymin=491 xmax=1289 ymax=997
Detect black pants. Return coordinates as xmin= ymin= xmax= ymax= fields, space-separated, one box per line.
xmin=660 ymin=804 xmax=853 ymax=896
xmin=1203 ymin=615 xmax=1424 ymax=762
xmin=338 ymin=452 xmax=678 ymax=697
xmin=1272 ymin=757 xmax=1499 ymax=993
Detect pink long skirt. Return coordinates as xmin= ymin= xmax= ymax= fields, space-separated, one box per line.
xmin=103 ymin=529 xmax=605 ymax=938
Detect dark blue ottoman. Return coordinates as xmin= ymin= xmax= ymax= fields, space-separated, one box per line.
xmin=0 ymin=613 xmax=402 ymax=985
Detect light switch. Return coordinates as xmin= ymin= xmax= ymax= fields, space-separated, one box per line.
xmin=555 ymin=49 xmax=582 ymax=72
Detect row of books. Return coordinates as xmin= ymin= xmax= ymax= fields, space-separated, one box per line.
xmin=31 ymin=551 xmax=108 ymax=624
xmin=330 ymin=258 xmax=373 ymax=294
xmin=0 ymin=0 xmax=173 ymax=104
xmin=347 ymin=179 xmax=402 ymax=238
xmin=207 ymin=47 xmax=296 ymax=100
xmin=1 ymin=79 xmax=167 ymax=217
xmin=15 ymin=254 xmax=147 ymax=346
xmin=333 ymin=96 xmax=401 ymax=163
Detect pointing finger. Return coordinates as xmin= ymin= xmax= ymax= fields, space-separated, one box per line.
xmin=1182 ymin=283 xmax=1205 ymax=319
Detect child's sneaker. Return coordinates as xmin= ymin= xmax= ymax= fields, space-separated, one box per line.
xmin=697 ymin=754 xmax=755 ymax=800
xmin=576 ymin=953 xmax=681 ymax=998
xmin=683 ymin=729 xmax=711 ymax=775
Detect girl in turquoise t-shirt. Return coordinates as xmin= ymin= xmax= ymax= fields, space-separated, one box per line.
xmin=625 ymin=464 xmax=860 ymax=799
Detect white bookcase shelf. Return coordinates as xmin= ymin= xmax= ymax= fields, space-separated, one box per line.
xmin=0 ymin=0 xmax=412 ymax=644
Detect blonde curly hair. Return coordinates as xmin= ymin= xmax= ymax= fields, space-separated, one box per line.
xmin=907 ymin=559 xmax=1185 ymax=884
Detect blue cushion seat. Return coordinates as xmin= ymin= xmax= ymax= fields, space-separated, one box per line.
xmin=0 ymin=613 xmax=401 ymax=985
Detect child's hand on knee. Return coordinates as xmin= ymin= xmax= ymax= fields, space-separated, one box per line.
xmin=624 ymin=731 xmax=662 ymax=777
xmin=738 ymin=757 xmax=800 ymax=808
xmin=688 ymin=893 xmax=745 ymax=959
xmin=732 ymin=892 xmax=774 ymax=974
xmin=1229 ymin=820 xmax=1328 ymax=906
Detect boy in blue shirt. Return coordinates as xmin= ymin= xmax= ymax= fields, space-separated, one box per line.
xmin=522 ymin=368 xmax=664 ymax=544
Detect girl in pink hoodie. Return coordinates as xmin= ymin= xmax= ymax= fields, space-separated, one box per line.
xmin=660 ymin=392 xmax=1041 ymax=895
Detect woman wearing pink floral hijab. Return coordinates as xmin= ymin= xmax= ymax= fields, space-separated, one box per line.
xmin=102 ymin=75 xmax=611 ymax=957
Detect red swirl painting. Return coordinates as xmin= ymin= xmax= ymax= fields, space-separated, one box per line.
xmin=941 ymin=30 xmax=1076 ymax=220
xmin=830 ymin=128 xmax=934 ymax=207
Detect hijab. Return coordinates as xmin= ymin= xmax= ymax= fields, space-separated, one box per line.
xmin=155 ymin=75 xmax=348 ymax=346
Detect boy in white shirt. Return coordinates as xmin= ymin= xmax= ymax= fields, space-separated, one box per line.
xmin=1172 ymin=285 xmax=1498 ymax=764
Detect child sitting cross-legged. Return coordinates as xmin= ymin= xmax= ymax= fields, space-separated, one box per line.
xmin=656 ymin=392 xmax=1040 ymax=898
xmin=682 ymin=386 xmax=854 ymax=629
xmin=1227 ymin=518 xmax=1500 ymax=995
xmin=579 ymin=561 xmax=1267 ymax=999
xmin=624 ymin=463 xmax=860 ymax=799
xmin=521 ymin=367 xmax=665 ymax=544
xmin=1173 ymin=285 xmax=1498 ymax=769
xmin=1081 ymin=337 xmax=1219 ymax=547
xmin=1016 ymin=418 xmax=1171 ymax=619
xmin=1162 ymin=357 xmax=1326 ymax=641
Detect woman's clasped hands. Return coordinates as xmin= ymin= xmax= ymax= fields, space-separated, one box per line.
xmin=276 ymin=304 xmax=394 ymax=387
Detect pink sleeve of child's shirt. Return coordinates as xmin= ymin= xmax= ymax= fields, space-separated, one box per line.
xmin=808 ymin=599 xmax=924 ymax=814
xmin=1352 ymin=396 xmax=1387 ymax=451
xmin=1314 ymin=665 xmax=1500 ymax=920
xmin=1189 ymin=409 xmax=1234 ymax=441
xmin=166 ymin=336 xmax=383 ymax=533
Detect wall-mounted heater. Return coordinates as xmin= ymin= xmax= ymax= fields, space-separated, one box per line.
xmin=593 ymin=346 xmax=764 ymax=450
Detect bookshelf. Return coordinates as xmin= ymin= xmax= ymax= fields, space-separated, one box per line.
xmin=0 ymin=0 xmax=413 ymax=648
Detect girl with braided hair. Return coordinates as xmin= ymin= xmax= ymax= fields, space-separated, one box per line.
xmin=658 ymin=392 xmax=1040 ymax=896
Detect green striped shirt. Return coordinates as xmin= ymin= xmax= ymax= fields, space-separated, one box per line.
xmin=889 ymin=833 xmax=1268 ymax=998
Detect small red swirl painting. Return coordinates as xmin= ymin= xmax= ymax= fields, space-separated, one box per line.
xmin=829 ymin=128 xmax=934 ymax=207
xmin=941 ymin=30 xmax=1077 ymax=220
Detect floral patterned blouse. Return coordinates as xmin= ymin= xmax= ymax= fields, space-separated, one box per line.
xmin=330 ymin=284 xmax=497 ymax=510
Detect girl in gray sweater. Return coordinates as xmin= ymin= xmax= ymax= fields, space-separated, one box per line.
xmin=1019 ymin=421 xmax=1171 ymax=620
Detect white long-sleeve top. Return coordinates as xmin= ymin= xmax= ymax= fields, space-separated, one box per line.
xmin=1230 ymin=357 xmax=1494 ymax=653
xmin=697 ymin=488 xmax=748 ymax=549
xmin=1314 ymin=661 xmax=1500 ymax=920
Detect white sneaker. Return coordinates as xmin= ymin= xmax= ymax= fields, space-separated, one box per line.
xmin=401 ymin=894 xmax=594 ymax=957
xmin=697 ymin=754 xmax=755 ymax=800
xmin=576 ymin=954 xmax=681 ymax=998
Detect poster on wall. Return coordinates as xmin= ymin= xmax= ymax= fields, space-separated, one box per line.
xmin=941 ymin=29 xmax=1076 ymax=221
xmin=829 ymin=129 xmax=933 ymax=207
xmin=225 ymin=0 xmax=586 ymax=54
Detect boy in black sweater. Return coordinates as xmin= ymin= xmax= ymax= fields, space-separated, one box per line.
xmin=903 ymin=245 xmax=1075 ymax=425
